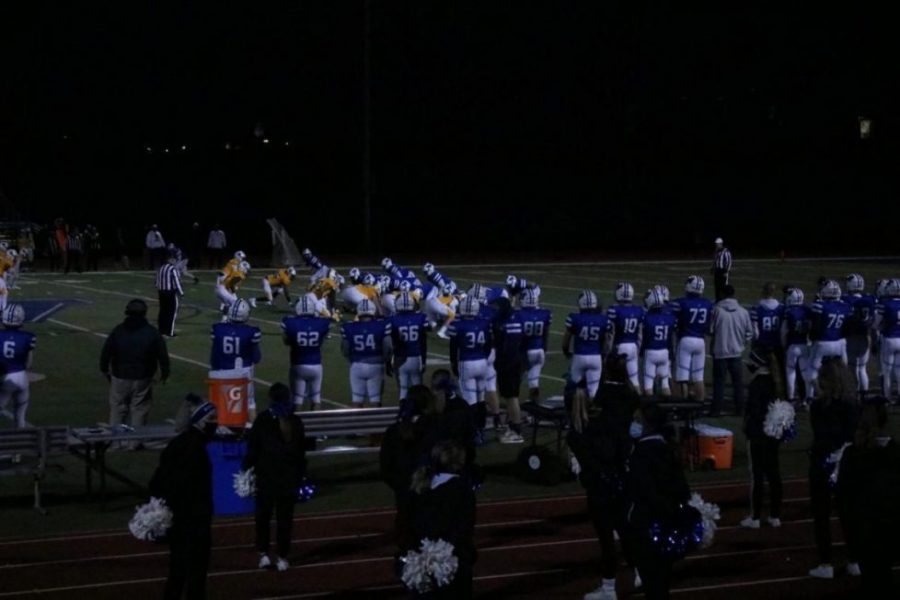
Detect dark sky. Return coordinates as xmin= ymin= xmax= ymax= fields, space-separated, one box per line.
xmin=1 ymin=3 xmax=895 ymax=255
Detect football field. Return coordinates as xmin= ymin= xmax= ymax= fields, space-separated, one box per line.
xmin=14 ymin=254 xmax=900 ymax=428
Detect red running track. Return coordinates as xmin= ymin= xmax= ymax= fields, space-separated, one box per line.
xmin=0 ymin=478 xmax=894 ymax=599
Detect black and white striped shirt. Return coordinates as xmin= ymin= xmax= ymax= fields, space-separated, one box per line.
xmin=714 ymin=248 xmax=732 ymax=272
xmin=156 ymin=263 xmax=184 ymax=295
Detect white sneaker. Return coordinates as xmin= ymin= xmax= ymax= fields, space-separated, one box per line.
xmin=437 ymin=327 xmax=449 ymax=340
xmin=499 ymin=430 xmax=524 ymax=444
xmin=809 ymin=564 xmax=834 ymax=579
xmin=740 ymin=516 xmax=761 ymax=529
xmin=846 ymin=562 xmax=861 ymax=576
xmin=767 ymin=517 xmax=782 ymax=528
xmin=275 ymin=557 xmax=289 ymax=572
xmin=633 ymin=570 xmax=642 ymax=589
xmin=258 ymin=554 xmax=271 ymax=569
xmin=584 ymin=581 xmax=617 ymax=600
xmin=249 ymin=298 xmax=257 ymax=308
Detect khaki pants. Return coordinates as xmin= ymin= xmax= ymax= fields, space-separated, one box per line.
xmin=108 ymin=376 xmax=153 ymax=427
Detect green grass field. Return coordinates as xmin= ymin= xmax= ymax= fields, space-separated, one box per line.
xmin=2 ymin=256 xmax=898 ymax=538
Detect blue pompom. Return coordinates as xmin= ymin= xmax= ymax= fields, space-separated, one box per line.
xmin=297 ymin=478 xmax=317 ymax=503
xmin=648 ymin=505 xmax=704 ymax=559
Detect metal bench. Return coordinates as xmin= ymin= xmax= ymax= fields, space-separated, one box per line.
xmin=299 ymin=407 xmax=399 ymax=456
xmin=0 ymin=426 xmax=70 ymax=514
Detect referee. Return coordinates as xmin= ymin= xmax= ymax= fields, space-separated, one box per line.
xmin=712 ymin=237 xmax=732 ymax=302
xmin=156 ymin=254 xmax=184 ymax=338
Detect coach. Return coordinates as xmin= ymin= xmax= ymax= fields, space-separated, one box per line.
xmin=712 ymin=237 xmax=732 ymax=302
xmin=157 ymin=255 xmax=184 ymax=338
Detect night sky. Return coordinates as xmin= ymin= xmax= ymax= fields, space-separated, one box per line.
xmin=1 ymin=3 xmax=895 ymax=257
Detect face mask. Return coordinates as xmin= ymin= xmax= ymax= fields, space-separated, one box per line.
xmin=629 ymin=421 xmax=644 ymax=439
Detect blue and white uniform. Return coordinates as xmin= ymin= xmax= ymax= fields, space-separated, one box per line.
xmin=341 ymin=318 xmax=392 ymax=404
xmin=671 ymin=295 xmax=714 ymax=383
xmin=448 ymin=317 xmax=492 ymax=405
xmin=806 ymin=298 xmax=851 ymax=389
xmin=606 ymin=303 xmax=644 ymax=388
xmin=519 ymin=307 xmax=552 ymax=389
xmin=750 ymin=299 xmax=785 ymax=354
xmin=389 ymin=311 xmax=429 ymax=399
xmin=641 ymin=309 xmax=676 ymax=394
xmin=210 ymin=321 xmax=262 ymax=410
xmin=282 ymin=314 xmax=330 ymax=406
xmin=781 ymin=303 xmax=810 ymax=400
xmin=843 ymin=291 xmax=876 ymax=391
xmin=875 ymin=295 xmax=900 ymax=396
xmin=565 ymin=311 xmax=610 ymax=398
xmin=0 ymin=328 xmax=36 ymax=428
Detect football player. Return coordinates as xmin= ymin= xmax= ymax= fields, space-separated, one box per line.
xmin=804 ymin=279 xmax=851 ymax=398
xmin=308 ymin=268 xmax=343 ymax=320
xmin=3 ymin=249 xmax=21 ymax=291
xmin=340 ymin=299 xmax=393 ymax=406
xmin=780 ymin=287 xmax=810 ymax=401
xmin=282 ymin=294 xmax=331 ymax=410
xmin=606 ymin=282 xmax=644 ymax=391
xmin=0 ymin=304 xmax=35 ymax=428
xmin=641 ymin=288 xmax=677 ymax=396
xmin=209 ymin=299 xmax=262 ymax=421
xmin=0 ymin=248 xmax=15 ymax=311
xmin=301 ymin=248 xmax=332 ymax=284
xmin=256 ymin=266 xmax=297 ymax=307
xmin=562 ymin=290 xmax=611 ymax=399
xmin=448 ymin=296 xmax=492 ymax=420
xmin=670 ymin=275 xmax=714 ymax=401
xmin=215 ymin=260 xmax=250 ymax=319
xmin=518 ymin=288 xmax=552 ymax=401
xmin=505 ymin=275 xmax=541 ymax=307
xmin=222 ymin=250 xmax=247 ymax=279
xmin=341 ymin=272 xmax=382 ymax=316
xmin=388 ymin=291 xmax=430 ymax=400
xmin=422 ymin=262 xmax=452 ymax=290
xmin=425 ymin=282 xmax=460 ymax=339
xmin=872 ymin=279 xmax=900 ymax=398
xmin=842 ymin=273 xmax=876 ymax=396
xmin=750 ymin=282 xmax=785 ymax=369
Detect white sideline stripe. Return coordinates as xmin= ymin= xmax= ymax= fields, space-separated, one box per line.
xmin=0 ymin=518 xmax=547 ymax=571
xmin=0 ymin=528 xmax=845 ymax=597
xmin=45 ymin=318 xmax=347 ymax=408
xmin=30 ymin=302 xmax=65 ymax=322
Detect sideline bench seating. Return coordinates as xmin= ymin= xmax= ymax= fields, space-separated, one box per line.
xmin=0 ymin=426 xmax=70 ymax=514
xmin=299 ymin=407 xmax=399 ymax=456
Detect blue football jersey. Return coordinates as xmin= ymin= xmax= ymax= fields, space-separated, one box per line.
xmin=750 ymin=301 xmax=785 ymax=350
xmin=389 ymin=312 xmax=428 ymax=358
xmin=210 ymin=323 xmax=262 ymax=370
xmin=282 ymin=315 xmax=330 ymax=365
xmin=342 ymin=319 xmax=392 ymax=362
xmin=671 ymin=296 xmax=714 ymax=338
xmin=783 ymin=305 xmax=810 ymax=346
xmin=877 ymin=298 xmax=900 ymax=338
xmin=843 ymin=293 xmax=876 ymax=336
xmin=810 ymin=300 xmax=852 ymax=342
xmin=484 ymin=286 xmax=508 ymax=303
xmin=607 ymin=303 xmax=644 ymax=345
xmin=642 ymin=310 xmax=676 ymax=351
xmin=519 ymin=307 xmax=552 ymax=351
xmin=0 ymin=329 xmax=36 ymax=373
xmin=448 ymin=317 xmax=492 ymax=361
xmin=565 ymin=312 xmax=610 ymax=355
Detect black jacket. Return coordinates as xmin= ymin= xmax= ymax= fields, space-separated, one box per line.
xmin=836 ymin=439 xmax=900 ymax=553
xmin=412 ymin=475 xmax=477 ymax=566
xmin=626 ymin=436 xmax=690 ymax=530
xmin=242 ymin=411 xmax=307 ymax=495
xmin=100 ymin=316 xmax=170 ymax=380
xmin=149 ymin=428 xmax=213 ymax=526
xmin=809 ymin=397 xmax=857 ymax=461
xmin=743 ymin=373 xmax=778 ymax=441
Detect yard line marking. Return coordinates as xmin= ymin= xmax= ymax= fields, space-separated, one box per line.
xmin=45 ymin=318 xmax=347 ymax=408
xmin=30 ymin=302 xmax=65 ymax=322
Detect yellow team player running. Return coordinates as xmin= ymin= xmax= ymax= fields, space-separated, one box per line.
xmin=215 ymin=260 xmax=250 ymax=319
xmin=254 ymin=266 xmax=297 ymax=308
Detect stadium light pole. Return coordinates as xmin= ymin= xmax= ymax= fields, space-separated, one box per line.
xmin=362 ymin=0 xmax=373 ymax=253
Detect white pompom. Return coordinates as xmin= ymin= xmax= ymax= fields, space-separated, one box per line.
xmin=129 ymin=497 xmax=174 ymax=541
xmin=688 ymin=492 xmax=720 ymax=548
xmin=233 ymin=467 xmax=256 ymax=498
xmin=401 ymin=538 xmax=459 ymax=592
xmin=827 ymin=442 xmax=852 ymax=486
xmin=569 ymin=454 xmax=581 ymax=476
xmin=763 ymin=400 xmax=796 ymax=440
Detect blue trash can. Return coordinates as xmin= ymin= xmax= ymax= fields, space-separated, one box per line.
xmin=208 ymin=440 xmax=255 ymax=516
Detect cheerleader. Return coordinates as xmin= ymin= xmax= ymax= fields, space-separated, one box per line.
xmin=808 ymin=358 xmax=859 ymax=579
xmin=740 ymin=351 xmax=784 ymax=529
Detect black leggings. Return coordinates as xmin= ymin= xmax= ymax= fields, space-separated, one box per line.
xmin=810 ymin=469 xmax=857 ymax=565
xmin=748 ymin=438 xmax=782 ymax=519
xmin=587 ymin=497 xmax=618 ymax=579
xmin=164 ymin=524 xmax=211 ymax=600
xmin=255 ymin=491 xmax=297 ymax=558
